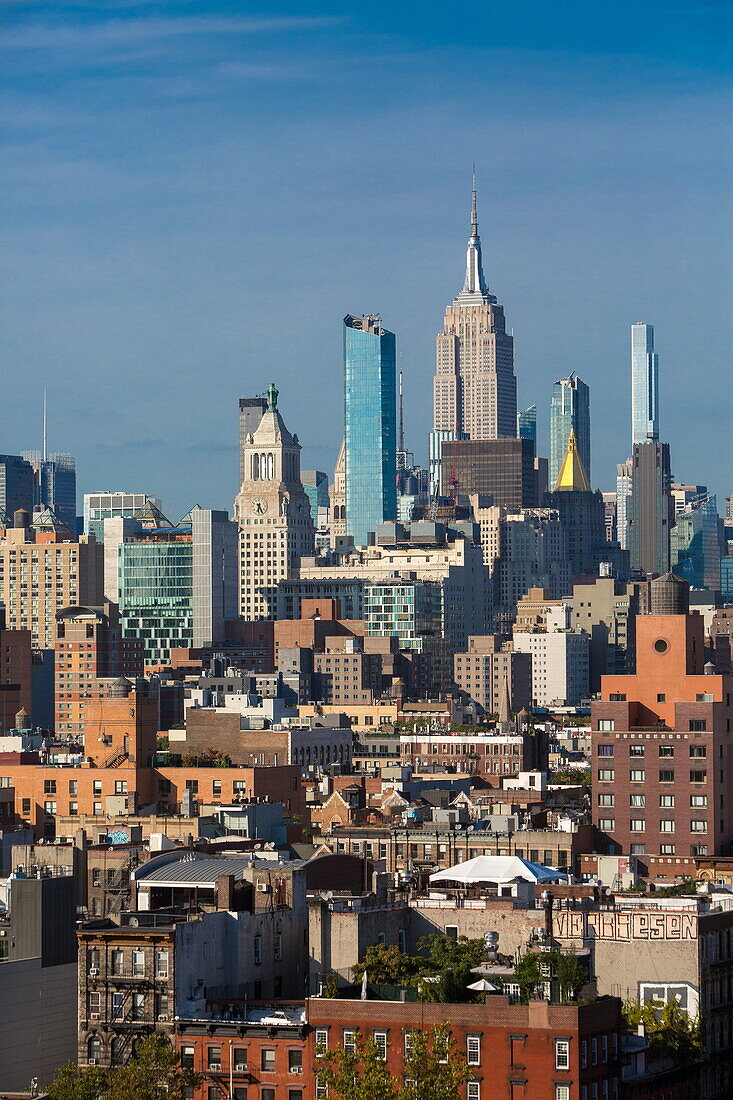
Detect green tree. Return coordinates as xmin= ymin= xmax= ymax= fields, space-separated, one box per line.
xmin=398 ymin=1026 xmax=471 ymax=1100
xmin=316 ymin=1034 xmax=399 ymax=1100
xmin=322 ymin=972 xmax=341 ymax=998
xmin=623 ymin=999 xmax=701 ymax=1066
xmin=513 ymin=951 xmax=543 ymax=1003
xmin=415 ymin=934 xmax=487 ymax=1003
xmin=545 ymin=948 xmax=588 ymax=1003
xmin=351 ymin=942 xmax=424 ymax=987
xmin=46 ymin=1063 xmax=109 ymax=1100
xmin=103 ymin=1035 xmax=199 ymax=1100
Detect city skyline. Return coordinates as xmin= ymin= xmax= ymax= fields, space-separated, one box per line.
xmin=3 ymin=1 xmax=731 ymax=517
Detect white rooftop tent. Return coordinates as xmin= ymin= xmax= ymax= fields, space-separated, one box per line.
xmin=429 ymin=855 xmax=568 ymax=885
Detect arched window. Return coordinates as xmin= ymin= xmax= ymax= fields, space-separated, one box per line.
xmin=267 ymin=453 xmax=274 ymax=481
xmin=252 ymin=453 xmax=259 ymax=481
xmin=111 ymin=1037 xmax=125 ymax=1066
xmin=88 ymin=1036 xmax=102 ymax=1063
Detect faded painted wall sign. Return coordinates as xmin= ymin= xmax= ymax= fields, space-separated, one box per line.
xmin=554 ymin=909 xmax=697 ymax=941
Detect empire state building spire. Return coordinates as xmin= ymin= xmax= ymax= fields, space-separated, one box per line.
xmin=459 ymin=167 xmax=488 ymax=301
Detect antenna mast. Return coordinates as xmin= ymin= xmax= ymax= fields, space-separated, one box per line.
xmin=398 ymin=367 xmax=405 ymax=456
xmin=42 ymin=387 xmax=47 ymax=463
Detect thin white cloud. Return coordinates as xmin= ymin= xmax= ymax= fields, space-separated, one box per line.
xmin=3 ymin=14 xmax=343 ymax=51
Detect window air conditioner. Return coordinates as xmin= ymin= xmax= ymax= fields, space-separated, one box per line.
xmin=235 ymin=1063 xmax=248 ymax=1072
xmin=89 ymin=967 xmax=99 ymax=976
xmin=209 ymin=1063 xmax=222 ymax=1072
xmin=158 ymin=1014 xmax=168 ymax=1022
xmin=90 ymin=1013 xmax=100 ymax=1020
xmin=88 ymin=1058 xmax=98 ymax=1065
xmin=291 ymin=1066 xmax=303 ymax=1074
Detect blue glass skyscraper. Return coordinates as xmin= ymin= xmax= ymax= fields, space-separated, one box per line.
xmin=549 ymin=373 xmax=591 ymax=490
xmin=343 ymin=314 xmax=397 ymax=547
xmin=631 ymin=322 xmax=659 ymax=447
xmin=517 ymin=405 xmax=537 ymax=446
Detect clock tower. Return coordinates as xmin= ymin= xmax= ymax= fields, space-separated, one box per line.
xmin=234 ymin=383 xmax=315 ymax=619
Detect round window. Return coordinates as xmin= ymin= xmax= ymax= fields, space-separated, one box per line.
xmin=654 ymin=639 xmax=669 ymax=653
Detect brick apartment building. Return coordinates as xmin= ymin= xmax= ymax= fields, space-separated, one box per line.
xmin=592 ymin=610 xmax=733 ymax=860
xmin=54 ymin=604 xmax=144 ymax=735
xmin=0 ymin=607 xmax=32 ymax=733
xmin=172 ymin=994 xmax=623 ymax=1100
xmin=399 ymin=724 xmax=548 ymax=778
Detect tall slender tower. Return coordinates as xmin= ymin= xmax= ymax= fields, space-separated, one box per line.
xmin=631 ymin=322 xmax=659 ymax=447
xmin=343 ymin=314 xmax=397 ymax=547
xmin=433 ymin=173 xmax=516 ymax=443
xmin=549 ymin=372 xmax=591 ymax=490
xmin=234 ymin=383 xmax=314 ymax=620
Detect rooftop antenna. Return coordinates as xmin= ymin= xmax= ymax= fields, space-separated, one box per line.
xmin=42 ymin=387 xmax=47 ymax=463
xmin=398 ymin=364 xmax=405 ymax=455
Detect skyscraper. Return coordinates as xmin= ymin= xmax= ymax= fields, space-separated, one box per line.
xmin=517 ymin=405 xmax=537 ymax=446
xmin=631 ymin=322 xmax=659 ymax=447
xmin=343 ymin=314 xmax=397 ymax=547
xmin=432 ymin=174 xmax=516 ymax=445
xmin=21 ymin=450 xmax=77 ymax=532
xmin=0 ymin=455 xmax=35 ymax=521
xmin=234 ymin=383 xmax=314 ymax=620
xmin=627 ymin=440 xmax=673 ymax=576
xmin=549 ymin=373 xmax=590 ymax=490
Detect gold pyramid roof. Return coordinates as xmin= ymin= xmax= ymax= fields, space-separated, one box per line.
xmin=553 ymin=429 xmax=589 ymax=492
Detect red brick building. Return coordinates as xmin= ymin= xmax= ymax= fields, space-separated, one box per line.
xmin=592 ymin=612 xmax=733 ymax=861
xmin=175 ymin=995 xmax=623 ymax=1100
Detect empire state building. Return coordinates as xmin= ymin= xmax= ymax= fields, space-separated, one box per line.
xmin=433 ymin=176 xmax=517 ymax=442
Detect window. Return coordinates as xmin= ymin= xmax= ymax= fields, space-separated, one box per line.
xmin=88 ymin=991 xmax=101 ymax=1015
xmin=689 ymin=720 xmax=707 ymax=732
xmin=111 ymin=1037 xmax=125 ymax=1066
xmin=288 ymin=1049 xmax=302 ymax=1072
xmin=132 ymin=950 xmax=145 ymax=977
xmin=657 ymin=694 xmax=666 ymax=703
xmin=207 ymin=1047 xmax=222 ymax=1070
xmin=69 ymin=779 xmax=78 ymax=795
xmin=155 ymin=949 xmax=168 ymax=979
xmin=598 ymin=744 xmax=614 ymax=757
xmin=315 ymin=1030 xmax=328 ymax=1055
xmin=630 ymin=819 xmax=645 ymax=832
xmin=598 ymin=769 xmax=614 ymax=782
xmin=261 ymin=1049 xmax=275 ymax=1073
xmin=660 ymin=794 xmax=674 ymax=808
xmin=598 ymin=794 xmax=614 ymax=806
xmin=690 ymin=770 xmax=707 ymax=784
xmin=555 ymin=1088 xmax=570 ymax=1100
xmin=289 ymin=1093 xmax=303 ymax=1100
xmin=660 ymin=844 xmax=675 ymax=855
xmin=599 ymin=819 xmax=615 ymax=832
xmin=93 ymin=781 xmax=102 ymax=796
xmin=213 ymin=780 xmax=222 ymax=798
xmin=44 ymin=779 xmax=56 ymax=794
xmin=111 ymin=949 xmax=123 ymax=975
xmin=629 ymin=745 xmax=645 ymax=757
xmin=88 ymin=1036 xmax=101 ymax=1063
xmin=261 ymin=1091 xmax=275 ymax=1100
xmin=114 ymin=780 xmax=127 ymax=794
xmin=404 ymin=1031 xmax=416 ymax=1057
xmin=660 ymin=820 xmax=675 ymax=832
xmin=630 ymin=794 xmax=645 ymax=807
xmin=445 ymin=925 xmax=458 ymax=940
xmin=555 ymin=1038 xmax=570 ymax=1070
xmin=343 ymin=1030 xmax=356 ymax=1054
xmin=233 ymin=1047 xmax=248 ymax=1071
xmin=111 ymin=992 xmax=124 ymax=1020
xmin=373 ymin=1032 xmax=387 ymax=1061
xmin=598 ymin=720 xmax=615 ymax=731
xmin=691 ymin=820 xmax=708 ymax=833
xmin=659 ymin=745 xmax=674 ymax=757
xmin=467 ymin=1035 xmax=481 ymax=1065
xmin=630 ymin=770 xmax=645 ymax=782
xmin=315 ymin=1080 xmax=327 ymax=1099
xmin=274 ymin=934 xmax=282 ymax=961
xmin=691 ymin=795 xmax=708 ymax=807
xmin=131 ymin=992 xmax=145 ymax=1020
xmin=468 ymin=1085 xmax=481 ymax=1100
xmin=157 ymin=992 xmax=169 ymax=1018
xmin=254 ymin=935 xmax=262 ymax=965
xmin=659 ymin=770 xmax=675 ymax=783
xmin=591 ymin=1037 xmax=598 ymax=1064
xmin=690 ymin=745 xmax=707 ymax=757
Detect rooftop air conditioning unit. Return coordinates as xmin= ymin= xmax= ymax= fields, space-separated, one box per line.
xmin=257 ymin=882 xmax=270 ymax=893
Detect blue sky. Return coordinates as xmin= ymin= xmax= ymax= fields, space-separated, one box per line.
xmin=3 ymin=0 xmax=731 ymax=518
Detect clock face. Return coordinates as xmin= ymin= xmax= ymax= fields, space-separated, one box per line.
xmin=251 ymin=498 xmax=268 ymax=515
